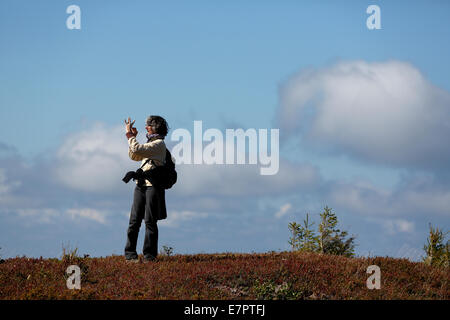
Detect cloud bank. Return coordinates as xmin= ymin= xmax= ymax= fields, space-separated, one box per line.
xmin=277 ymin=60 xmax=450 ymax=170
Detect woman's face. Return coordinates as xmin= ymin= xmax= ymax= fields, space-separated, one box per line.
xmin=145 ymin=124 xmax=154 ymax=134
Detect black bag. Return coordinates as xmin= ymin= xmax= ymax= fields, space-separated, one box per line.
xmin=122 ymin=149 xmax=177 ymax=189
xmin=143 ymin=149 xmax=177 ymax=189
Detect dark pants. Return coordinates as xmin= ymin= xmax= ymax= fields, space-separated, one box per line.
xmin=125 ymin=185 xmax=160 ymax=260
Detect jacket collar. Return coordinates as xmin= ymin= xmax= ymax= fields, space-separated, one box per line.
xmin=146 ymin=133 xmax=164 ymax=142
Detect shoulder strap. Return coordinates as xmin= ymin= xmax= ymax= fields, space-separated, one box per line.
xmin=140 ymin=158 xmax=152 ymax=169
xmin=141 ymin=149 xmax=171 ymax=169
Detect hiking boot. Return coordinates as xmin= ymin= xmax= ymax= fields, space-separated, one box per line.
xmin=125 ymin=257 xmax=139 ymax=263
xmin=144 ymin=256 xmax=156 ymax=262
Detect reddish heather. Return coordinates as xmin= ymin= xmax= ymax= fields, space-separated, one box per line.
xmin=0 ymin=251 xmax=448 ymax=300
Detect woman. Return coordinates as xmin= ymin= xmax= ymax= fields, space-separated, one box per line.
xmin=124 ymin=115 xmax=169 ymax=262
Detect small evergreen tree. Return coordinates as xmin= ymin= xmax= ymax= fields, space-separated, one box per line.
xmin=288 ymin=213 xmax=318 ymax=252
xmin=318 ymin=206 xmax=356 ymax=257
xmin=288 ymin=206 xmax=356 ymax=257
xmin=423 ymin=224 xmax=449 ymax=268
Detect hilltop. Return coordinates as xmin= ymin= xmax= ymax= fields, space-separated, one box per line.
xmin=0 ymin=251 xmax=448 ymax=299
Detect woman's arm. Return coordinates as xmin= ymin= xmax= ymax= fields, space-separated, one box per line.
xmin=128 ymin=144 xmax=145 ymax=161
xmin=128 ymin=136 xmax=164 ymax=159
xmin=124 ymin=117 xmax=146 ymax=161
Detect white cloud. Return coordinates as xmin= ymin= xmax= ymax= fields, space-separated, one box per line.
xmin=274 ymin=203 xmax=292 ymax=219
xmin=16 ymin=208 xmax=60 ymax=223
xmin=328 ymin=174 xmax=450 ymax=218
xmin=0 ymin=169 xmax=9 ymax=194
xmin=401 ymin=189 xmax=450 ymax=216
xmin=9 ymin=207 xmax=108 ymax=224
xmin=383 ymin=219 xmax=415 ymax=235
xmin=277 ymin=60 xmax=450 ymax=170
xmin=65 ymin=208 xmax=108 ymax=224
xmin=53 ymin=122 xmax=320 ymax=198
xmin=159 ymin=210 xmax=209 ymax=228
xmin=0 ymin=168 xmax=21 ymax=201
xmin=329 ymin=179 xmax=391 ymax=215
xmin=54 ymin=122 xmax=132 ymax=193
xmin=173 ymin=159 xmax=320 ymax=197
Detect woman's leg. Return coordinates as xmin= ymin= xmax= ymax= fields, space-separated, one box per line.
xmin=143 ymin=186 xmax=159 ymax=259
xmin=124 ymin=186 xmax=146 ymax=259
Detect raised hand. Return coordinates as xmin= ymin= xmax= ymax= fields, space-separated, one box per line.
xmin=124 ymin=117 xmax=135 ymax=133
xmin=125 ymin=117 xmax=138 ymax=139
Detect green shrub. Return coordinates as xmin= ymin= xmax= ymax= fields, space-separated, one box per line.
xmin=423 ymin=224 xmax=449 ymax=268
xmin=288 ymin=214 xmax=318 ymax=252
xmin=289 ymin=206 xmax=356 ymax=257
xmin=61 ymin=242 xmax=80 ymax=263
xmin=161 ymin=245 xmax=174 ymax=257
xmin=252 ymin=279 xmax=305 ymax=300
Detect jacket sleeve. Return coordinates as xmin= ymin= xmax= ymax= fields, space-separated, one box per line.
xmin=128 ymin=136 xmax=163 ymax=160
xmin=128 ymin=148 xmax=144 ymax=161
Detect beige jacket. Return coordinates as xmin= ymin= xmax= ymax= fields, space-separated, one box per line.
xmin=128 ymin=136 xmax=166 ymax=187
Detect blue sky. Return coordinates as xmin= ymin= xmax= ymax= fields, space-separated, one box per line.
xmin=1 ymin=0 xmax=449 ymax=260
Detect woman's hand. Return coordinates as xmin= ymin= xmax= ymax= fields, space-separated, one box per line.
xmin=126 ymin=129 xmax=138 ymax=139
xmin=124 ymin=117 xmax=135 ymax=133
xmin=125 ymin=117 xmax=138 ymax=139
